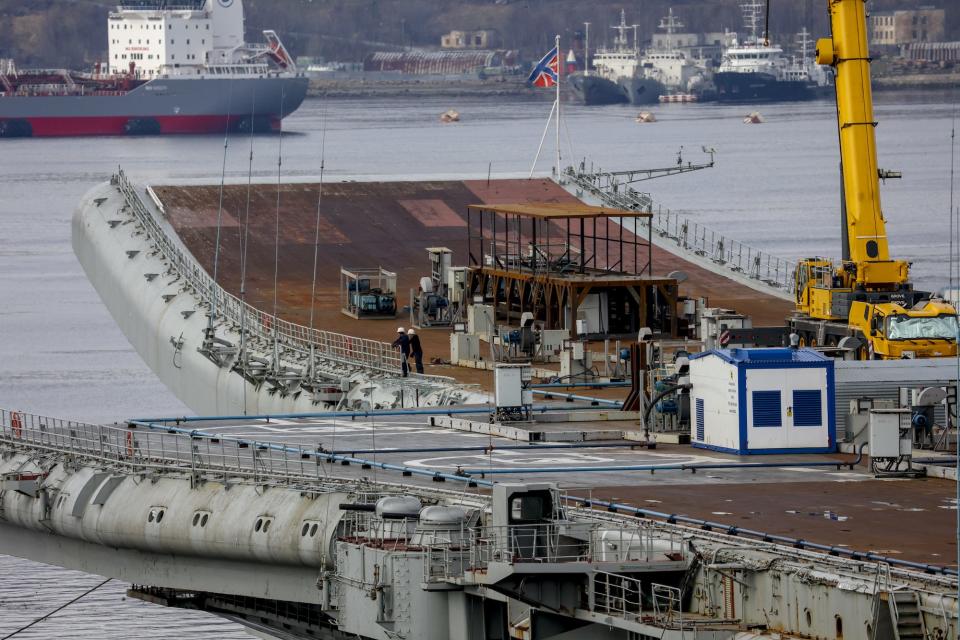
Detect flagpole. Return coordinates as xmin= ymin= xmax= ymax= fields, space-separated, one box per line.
xmin=529 ymin=100 xmax=556 ymax=178
xmin=555 ymin=33 xmax=561 ymax=178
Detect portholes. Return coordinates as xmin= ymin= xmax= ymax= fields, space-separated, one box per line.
xmin=192 ymin=511 xmax=211 ymax=528
xmin=310 ymin=523 xmax=319 ymax=538
xmin=200 ymin=514 xmax=209 ymax=527
xmin=148 ymin=507 xmax=166 ymax=524
xmin=148 ymin=510 xmax=155 ymax=523
xmin=155 ymin=509 xmax=165 ymax=523
xmin=301 ymin=523 xmax=310 ymax=537
xmin=262 ymin=519 xmax=271 ymax=533
xmin=193 ymin=513 xmax=201 ymax=527
xmin=255 ymin=518 xmax=263 ymax=532
xmin=805 ymin=609 xmax=812 ymax=627
xmin=301 ymin=521 xmax=321 ymax=538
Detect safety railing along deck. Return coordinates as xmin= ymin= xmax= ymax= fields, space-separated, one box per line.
xmin=564 ymin=165 xmax=796 ymax=293
xmin=467 ymin=522 xmax=686 ymax=569
xmin=114 ymin=170 xmax=416 ymax=379
xmin=0 ymin=409 xmax=346 ymax=491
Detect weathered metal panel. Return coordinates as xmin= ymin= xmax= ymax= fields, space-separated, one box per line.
xmin=834 ymin=360 xmax=955 ymax=437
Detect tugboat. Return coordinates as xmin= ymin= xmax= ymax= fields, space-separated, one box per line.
xmin=714 ymin=2 xmax=830 ymax=104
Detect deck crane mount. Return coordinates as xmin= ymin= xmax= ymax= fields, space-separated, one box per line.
xmin=788 ymin=0 xmax=957 ymax=359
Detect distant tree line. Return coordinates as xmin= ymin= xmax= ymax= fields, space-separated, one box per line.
xmin=0 ymin=0 xmax=955 ymax=69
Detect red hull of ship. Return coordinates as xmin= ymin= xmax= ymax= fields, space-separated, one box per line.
xmin=5 ymin=114 xmax=281 ymax=137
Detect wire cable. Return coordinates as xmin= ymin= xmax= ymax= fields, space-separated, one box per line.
xmin=1 ymin=578 xmax=112 ymax=639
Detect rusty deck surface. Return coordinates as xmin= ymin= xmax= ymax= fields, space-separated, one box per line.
xmin=149 ymin=180 xmax=954 ymax=568
xmin=154 ymin=178 xmax=792 ymax=370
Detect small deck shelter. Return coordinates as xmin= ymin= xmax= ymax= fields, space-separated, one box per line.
xmin=465 ymin=202 xmax=679 ymax=338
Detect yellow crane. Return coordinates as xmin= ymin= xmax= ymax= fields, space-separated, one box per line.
xmin=789 ymin=0 xmax=957 ymax=359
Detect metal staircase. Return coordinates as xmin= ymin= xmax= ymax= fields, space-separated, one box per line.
xmin=889 ymin=590 xmax=927 ymax=640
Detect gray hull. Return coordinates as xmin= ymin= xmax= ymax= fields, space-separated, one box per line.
xmin=0 ymin=74 xmax=308 ymax=137
xmin=618 ymin=76 xmax=666 ymax=105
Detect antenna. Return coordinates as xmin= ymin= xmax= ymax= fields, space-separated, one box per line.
xmin=238 ymin=90 xmax=256 ymax=415
xmin=307 ymin=99 xmax=329 ymax=380
xmin=207 ymin=80 xmax=234 ymax=351
xmin=270 ymin=89 xmax=285 ymax=372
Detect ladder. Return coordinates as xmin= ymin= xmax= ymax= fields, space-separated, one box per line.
xmin=889 ymin=590 xmax=927 ymax=640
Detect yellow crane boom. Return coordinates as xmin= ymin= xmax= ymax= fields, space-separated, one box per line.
xmin=788 ymin=0 xmax=957 ymax=359
xmin=816 ymin=0 xmax=908 ymax=287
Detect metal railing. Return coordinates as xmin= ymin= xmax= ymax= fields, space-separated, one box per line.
xmin=564 ymin=165 xmax=796 ymax=293
xmin=0 ymin=409 xmax=344 ymax=491
xmin=468 ymin=522 xmax=685 ymax=568
xmin=113 ymin=170 xmax=407 ymax=377
xmin=652 ymin=583 xmax=686 ymax=629
xmin=589 ymin=570 xmax=644 ymax=618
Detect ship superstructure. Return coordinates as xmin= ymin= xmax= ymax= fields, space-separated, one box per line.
xmin=0 ymin=0 xmax=307 ymax=137
xmin=631 ymin=9 xmax=712 ymax=103
xmin=714 ymin=1 xmax=829 ymax=103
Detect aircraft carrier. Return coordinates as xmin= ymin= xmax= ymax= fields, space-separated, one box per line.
xmin=1 ymin=1 xmax=958 ymax=638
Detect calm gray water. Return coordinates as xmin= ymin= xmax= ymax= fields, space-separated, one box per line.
xmin=0 ymin=92 xmax=957 ymax=637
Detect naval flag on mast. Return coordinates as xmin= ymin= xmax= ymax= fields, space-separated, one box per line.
xmin=528 ymin=36 xmax=563 ymax=178
xmin=527 ymin=46 xmax=559 ymax=88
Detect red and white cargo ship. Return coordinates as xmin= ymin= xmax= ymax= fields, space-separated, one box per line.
xmin=0 ymin=0 xmax=307 ymax=137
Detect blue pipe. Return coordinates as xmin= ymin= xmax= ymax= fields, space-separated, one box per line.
xmin=530 ymin=390 xmax=623 ymax=407
xmin=529 ymin=382 xmax=630 ymax=389
xmin=462 ymin=455 xmax=863 ymax=476
xmin=129 ymin=420 xmax=495 ymax=488
xmin=133 ymin=403 xmax=604 ymax=425
xmin=330 ymin=442 xmax=648 ymax=455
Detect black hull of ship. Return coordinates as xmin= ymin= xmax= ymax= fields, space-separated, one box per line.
xmin=714 ymin=72 xmax=819 ymax=103
xmin=617 ymin=76 xmax=665 ymax=105
xmin=568 ymin=73 xmax=628 ymax=106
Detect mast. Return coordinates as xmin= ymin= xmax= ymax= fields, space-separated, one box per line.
xmin=555 ymin=33 xmax=561 ymax=177
xmin=612 ymin=9 xmax=629 ymax=51
xmin=740 ymin=0 xmax=763 ymax=43
xmin=584 ymin=22 xmax=590 ymax=76
xmin=659 ymin=8 xmax=685 ymax=51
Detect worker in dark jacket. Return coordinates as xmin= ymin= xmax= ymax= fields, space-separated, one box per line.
xmin=392 ymin=327 xmax=410 ymax=377
xmin=408 ymin=328 xmax=424 ymax=374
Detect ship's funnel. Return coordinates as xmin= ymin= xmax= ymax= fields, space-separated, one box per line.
xmin=209 ymin=0 xmax=245 ymax=51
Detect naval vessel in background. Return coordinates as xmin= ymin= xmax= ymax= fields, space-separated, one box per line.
xmin=0 ymin=0 xmax=307 ymax=137
xmin=714 ymin=2 xmax=831 ymax=104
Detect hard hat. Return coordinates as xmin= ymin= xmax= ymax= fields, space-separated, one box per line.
xmin=397 ymin=327 xmax=405 ymax=333
xmin=407 ymin=329 xmax=416 ymax=336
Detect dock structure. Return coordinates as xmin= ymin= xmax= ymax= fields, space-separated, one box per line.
xmin=466 ymin=202 xmax=679 ymax=338
xmin=2 ymin=406 xmax=959 ymax=640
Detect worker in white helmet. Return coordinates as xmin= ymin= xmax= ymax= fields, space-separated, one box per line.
xmin=391 ymin=327 xmax=410 ymax=377
xmin=408 ymin=328 xmax=424 ymax=374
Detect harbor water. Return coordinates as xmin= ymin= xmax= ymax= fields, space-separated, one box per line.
xmin=0 ymin=91 xmax=958 ymax=637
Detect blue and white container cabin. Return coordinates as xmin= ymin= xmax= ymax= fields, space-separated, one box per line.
xmin=688 ymin=348 xmax=836 ymax=455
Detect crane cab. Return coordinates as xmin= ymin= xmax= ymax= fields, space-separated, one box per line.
xmin=849 ymin=300 xmax=958 ymax=360
xmin=795 ymin=258 xmax=847 ymax=321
